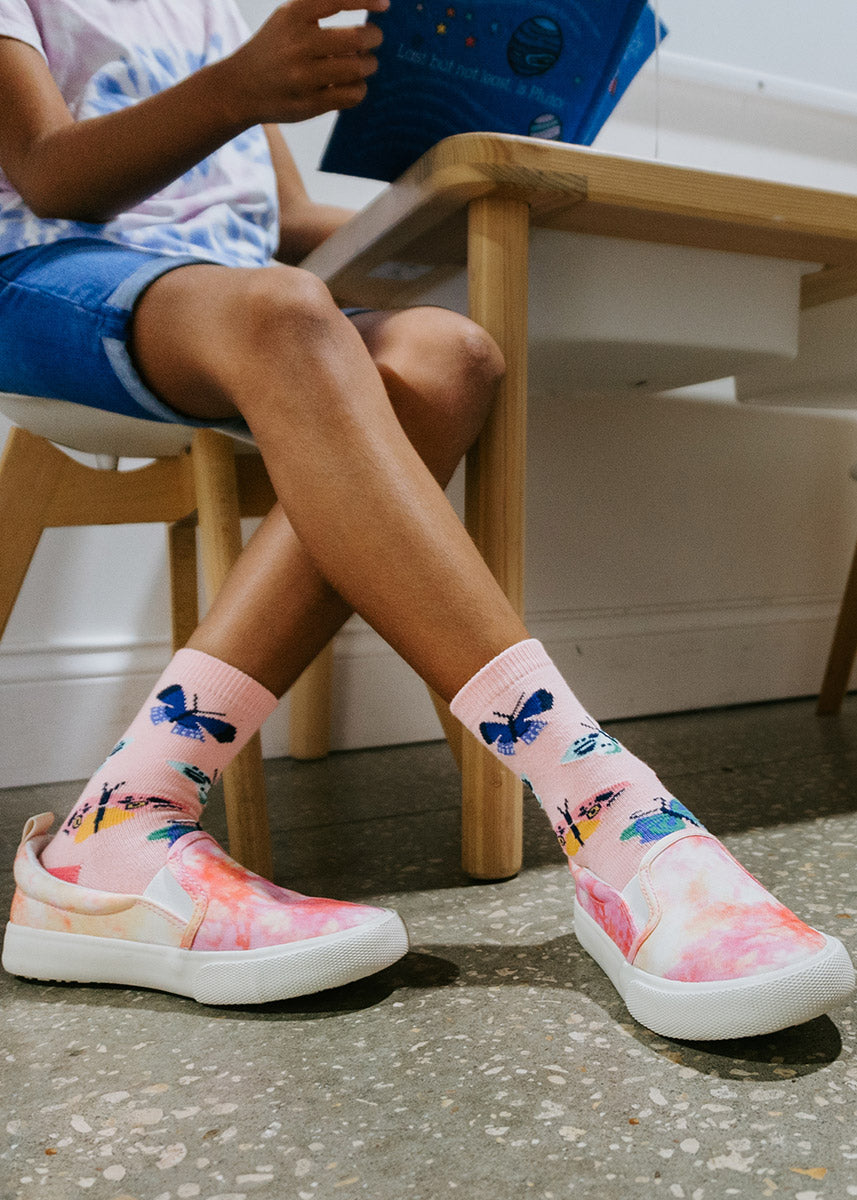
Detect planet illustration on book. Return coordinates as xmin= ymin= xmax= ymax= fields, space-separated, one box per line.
xmin=321 ymin=1 xmax=666 ymax=183
xmin=528 ymin=112 xmax=562 ymax=139
xmin=506 ymin=16 xmax=563 ymax=76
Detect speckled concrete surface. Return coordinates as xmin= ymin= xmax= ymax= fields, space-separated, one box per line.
xmin=3 ymin=697 xmax=857 ymax=1200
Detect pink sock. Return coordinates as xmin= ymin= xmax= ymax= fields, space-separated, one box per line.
xmin=40 ymin=649 xmax=278 ymax=894
xmin=450 ymin=639 xmax=703 ymax=889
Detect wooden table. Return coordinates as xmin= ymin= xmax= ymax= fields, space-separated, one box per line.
xmin=301 ymin=131 xmax=857 ymax=881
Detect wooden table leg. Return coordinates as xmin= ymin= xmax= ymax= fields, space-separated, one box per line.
xmin=462 ymin=195 xmax=530 ymax=880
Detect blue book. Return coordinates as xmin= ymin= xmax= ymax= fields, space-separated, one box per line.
xmin=320 ymin=0 xmax=664 ymax=183
xmin=576 ymin=3 xmax=667 ymax=144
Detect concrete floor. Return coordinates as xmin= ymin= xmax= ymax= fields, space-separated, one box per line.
xmin=3 ymin=697 xmax=857 ymax=1200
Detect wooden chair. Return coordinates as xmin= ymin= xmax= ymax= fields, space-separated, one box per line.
xmin=0 ymin=387 xmax=464 ymax=883
xmin=0 ymin=379 xmax=468 ymax=888
xmin=0 ymin=391 xmax=308 ymax=878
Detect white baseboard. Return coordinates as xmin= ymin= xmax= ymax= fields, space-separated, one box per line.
xmin=0 ymin=600 xmax=847 ymax=788
xmin=540 ymin=598 xmax=845 ymax=719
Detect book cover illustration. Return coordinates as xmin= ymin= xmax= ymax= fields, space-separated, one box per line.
xmin=320 ymin=0 xmax=665 ymax=183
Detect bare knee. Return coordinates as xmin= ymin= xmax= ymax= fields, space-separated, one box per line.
xmin=130 ymin=262 xmax=352 ymax=424
xmin=233 ymin=266 xmax=342 ymax=357
xmin=443 ymin=312 xmax=506 ymax=403
xmin=373 ymin=305 xmax=504 ymax=395
xmin=207 ymin=265 xmax=363 ymax=425
xmin=356 ymin=306 xmax=505 ymax=478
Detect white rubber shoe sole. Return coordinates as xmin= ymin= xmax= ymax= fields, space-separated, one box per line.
xmin=2 ymin=908 xmax=409 ymax=1006
xmin=574 ymin=898 xmax=856 ymax=1041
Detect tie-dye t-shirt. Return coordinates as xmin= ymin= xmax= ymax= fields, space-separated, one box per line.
xmin=0 ymin=0 xmax=280 ymax=266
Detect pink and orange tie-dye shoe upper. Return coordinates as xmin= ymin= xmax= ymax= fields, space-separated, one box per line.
xmin=573 ymin=829 xmax=826 ymax=982
xmin=165 ymin=832 xmax=385 ymax=953
xmin=3 ymin=814 xmax=409 ymax=1006
xmin=570 ymin=826 xmax=854 ymax=1040
xmin=8 ymin=815 xmax=390 ymax=954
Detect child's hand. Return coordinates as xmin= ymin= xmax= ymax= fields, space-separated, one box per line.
xmin=225 ymin=0 xmax=388 ymax=125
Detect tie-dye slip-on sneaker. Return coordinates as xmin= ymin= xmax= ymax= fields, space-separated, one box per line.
xmin=571 ymin=827 xmax=855 ymax=1040
xmin=2 ymin=814 xmax=409 ymax=1005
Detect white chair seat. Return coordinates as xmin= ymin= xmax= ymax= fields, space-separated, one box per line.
xmin=0 ymin=391 xmax=253 ymax=460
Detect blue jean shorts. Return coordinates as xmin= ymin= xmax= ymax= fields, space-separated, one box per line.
xmin=0 ymin=237 xmax=370 ymax=427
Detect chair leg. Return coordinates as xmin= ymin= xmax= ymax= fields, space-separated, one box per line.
xmin=288 ymin=651 xmax=462 ymax=769
xmin=289 ymin=643 xmax=334 ymax=760
xmin=0 ymin=427 xmax=57 ymax=640
xmin=428 ymin=687 xmax=463 ymax=771
xmin=167 ymin=515 xmax=200 ymax=653
xmin=191 ymin=429 xmax=274 ymax=878
xmin=818 ymin=534 xmax=857 ymax=714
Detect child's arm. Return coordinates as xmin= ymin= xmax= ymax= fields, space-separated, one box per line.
xmin=264 ymin=124 xmax=355 ymax=264
xmin=0 ymin=0 xmax=386 ymax=225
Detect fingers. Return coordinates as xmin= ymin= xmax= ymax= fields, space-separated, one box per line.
xmin=239 ymin=1 xmax=384 ymax=124
xmin=312 ymin=52 xmax=378 ymax=87
xmin=309 ymin=22 xmax=384 ymax=56
xmin=290 ymin=78 xmax=369 ymax=121
xmin=287 ymin=0 xmax=390 ymax=25
xmin=322 ymin=80 xmax=371 ymax=110
xmin=281 ymin=41 xmax=377 ymax=105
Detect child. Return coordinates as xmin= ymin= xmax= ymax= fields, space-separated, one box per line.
xmin=0 ymin=0 xmax=853 ymax=1039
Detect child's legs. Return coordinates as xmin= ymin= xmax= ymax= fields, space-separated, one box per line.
xmin=184 ymin=306 xmax=503 ymax=696
xmin=11 ymin=251 xmax=853 ymax=1034
xmin=130 ymin=263 xmax=529 ymax=700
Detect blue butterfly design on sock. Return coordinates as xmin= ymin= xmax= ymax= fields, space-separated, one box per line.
xmin=150 ymin=685 xmax=237 ymax=743
xmin=619 ymin=797 xmax=702 ymax=845
xmin=168 ymin=761 xmax=217 ymax=805
xmin=561 ymin=721 xmax=622 ymax=763
xmin=147 ymin=820 xmax=202 ymax=847
xmin=479 ymin=689 xmax=553 ymax=756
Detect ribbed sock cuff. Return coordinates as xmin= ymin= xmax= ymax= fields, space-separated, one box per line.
xmin=164 ymin=648 xmax=279 ymax=742
xmin=449 ymin=638 xmax=553 ymax=727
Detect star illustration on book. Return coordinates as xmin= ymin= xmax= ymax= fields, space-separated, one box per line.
xmin=436 ymin=22 xmax=447 ymax=34
xmin=465 ymin=35 xmax=476 ymax=46
xmin=446 ymin=6 xmax=456 ymax=15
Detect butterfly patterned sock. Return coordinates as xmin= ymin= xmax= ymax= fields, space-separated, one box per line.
xmin=450 ymin=639 xmax=703 ymax=890
xmin=40 ymin=649 xmax=278 ymax=894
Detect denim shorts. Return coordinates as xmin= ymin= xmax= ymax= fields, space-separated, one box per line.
xmin=0 ymin=237 xmax=371 ymax=427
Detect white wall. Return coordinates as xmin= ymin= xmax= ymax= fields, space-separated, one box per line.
xmin=653 ymin=0 xmax=857 ymax=92
xmin=3 ymin=1 xmax=857 ymax=786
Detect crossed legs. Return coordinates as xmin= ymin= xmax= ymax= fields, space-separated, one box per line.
xmin=130 ymin=261 xmax=530 ymax=700
xmin=17 ymin=260 xmax=856 ymax=1036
